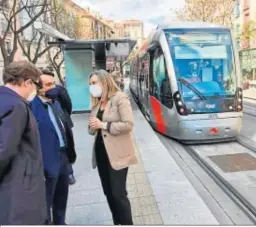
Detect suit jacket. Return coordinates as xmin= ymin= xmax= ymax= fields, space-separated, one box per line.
xmin=56 ymin=85 xmax=73 ymax=128
xmin=89 ymin=91 xmax=138 ymax=170
xmin=0 ymin=86 xmax=47 ymax=224
xmin=30 ymin=97 xmax=76 ymax=178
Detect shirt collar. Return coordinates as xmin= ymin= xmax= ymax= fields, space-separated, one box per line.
xmin=39 ymin=96 xmax=51 ymax=103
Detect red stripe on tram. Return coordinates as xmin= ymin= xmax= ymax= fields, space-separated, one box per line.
xmin=150 ymin=96 xmax=166 ymax=134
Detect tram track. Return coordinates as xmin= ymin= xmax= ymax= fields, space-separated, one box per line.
xmin=244 ymin=97 xmax=256 ymax=101
xmin=243 ymin=102 xmax=256 ymax=117
xmin=130 ymin=86 xmax=256 ymax=222
xmin=182 ymin=144 xmax=256 ymax=224
xmin=237 ymin=136 xmax=256 ymax=154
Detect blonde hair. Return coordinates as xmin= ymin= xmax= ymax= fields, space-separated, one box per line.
xmin=90 ymin=69 xmax=120 ymax=107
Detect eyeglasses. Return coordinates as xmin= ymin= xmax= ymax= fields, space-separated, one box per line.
xmin=32 ymin=80 xmax=42 ymax=89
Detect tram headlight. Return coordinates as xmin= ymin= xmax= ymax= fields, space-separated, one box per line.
xmin=173 ymin=91 xmax=188 ymax=115
xmin=236 ymin=88 xmax=243 ymax=112
xmin=178 ymin=101 xmax=183 ymax=106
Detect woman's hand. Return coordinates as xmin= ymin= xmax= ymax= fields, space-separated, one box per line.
xmin=89 ymin=117 xmax=103 ymax=130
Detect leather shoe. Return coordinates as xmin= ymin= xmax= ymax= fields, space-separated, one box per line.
xmin=69 ymin=174 xmax=76 ymax=185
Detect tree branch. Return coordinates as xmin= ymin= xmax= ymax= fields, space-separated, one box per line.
xmin=18 ymin=37 xmax=32 ymax=61
xmin=17 ymin=0 xmax=50 ymax=33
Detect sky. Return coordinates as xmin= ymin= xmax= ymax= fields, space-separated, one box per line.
xmin=72 ymin=0 xmax=185 ymax=37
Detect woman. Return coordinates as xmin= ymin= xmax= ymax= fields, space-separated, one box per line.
xmin=88 ymin=69 xmax=137 ymax=225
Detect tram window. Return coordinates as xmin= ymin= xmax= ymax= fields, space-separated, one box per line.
xmin=152 ymin=48 xmax=173 ymax=108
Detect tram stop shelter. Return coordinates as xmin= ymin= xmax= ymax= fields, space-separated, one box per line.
xmin=48 ymin=39 xmax=136 ymax=112
xmin=35 ymin=21 xmax=136 ymax=112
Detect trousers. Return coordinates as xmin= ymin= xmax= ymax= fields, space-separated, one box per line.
xmin=95 ymin=135 xmax=133 ymax=225
xmin=45 ymin=149 xmax=69 ymax=225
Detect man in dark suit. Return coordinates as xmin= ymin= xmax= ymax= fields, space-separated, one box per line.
xmin=30 ymin=72 xmax=76 ymax=225
xmin=42 ymin=69 xmax=76 ymax=185
xmin=0 ymin=61 xmax=47 ymax=224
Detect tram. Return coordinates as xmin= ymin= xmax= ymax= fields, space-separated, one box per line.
xmin=129 ymin=22 xmax=243 ymax=143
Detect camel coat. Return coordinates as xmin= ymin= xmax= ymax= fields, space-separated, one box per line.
xmin=88 ymin=92 xmax=138 ymax=170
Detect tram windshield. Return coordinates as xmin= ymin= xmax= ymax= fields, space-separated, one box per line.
xmin=165 ymin=30 xmax=237 ymax=101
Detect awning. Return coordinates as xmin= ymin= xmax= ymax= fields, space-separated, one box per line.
xmin=48 ymin=39 xmax=136 ymax=46
xmin=34 ymin=21 xmax=72 ymax=41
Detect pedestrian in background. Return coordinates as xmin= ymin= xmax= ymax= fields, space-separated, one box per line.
xmin=88 ymin=69 xmax=137 ymax=225
xmin=30 ymin=72 xmax=76 ymax=225
xmin=0 ymin=61 xmax=47 ymax=224
xmin=111 ymin=71 xmax=124 ymax=91
xmin=42 ymin=69 xmax=76 ymax=185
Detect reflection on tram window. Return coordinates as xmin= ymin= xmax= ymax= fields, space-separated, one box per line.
xmin=166 ymin=31 xmax=236 ymax=100
xmin=153 ymin=49 xmax=173 ymax=108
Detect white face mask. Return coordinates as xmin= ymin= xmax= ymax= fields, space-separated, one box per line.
xmin=90 ymin=85 xmax=102 ymax=98
xmin=27 ymin=89 xmax=37 ymax=102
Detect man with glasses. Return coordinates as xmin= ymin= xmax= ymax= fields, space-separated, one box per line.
xmin=30 ymin=72 xmax=76 ymax=225
xmin=0 ymin=61 xmax=47 ymax=224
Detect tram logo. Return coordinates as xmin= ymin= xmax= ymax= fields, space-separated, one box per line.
xmin=205 ymin=104 xmax=216 ymax=109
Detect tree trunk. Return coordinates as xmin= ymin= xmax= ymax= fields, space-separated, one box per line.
xmin=56 ymin=68 xmax=64 ymax=85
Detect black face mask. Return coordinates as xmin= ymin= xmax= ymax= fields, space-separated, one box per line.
xmin=45 ymin=88 xmax=59 ymax=100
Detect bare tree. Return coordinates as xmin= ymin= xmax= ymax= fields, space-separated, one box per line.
xmin=17 ymin=0 xmax=78 ymax=84
xmin=0 ymin=0 xmax=50 ymax=66
xmin=47 ymin=0 xmax=78 ymax=84
xmin=50 ymin=0 xmax=78 ymax=39
xmin=47 ymin=48 xmax=64 ymax=84
xmin=17 ymin=31 xmax=52 ymax=64
xmin=175 ymin=0 xmax=235 ymax=28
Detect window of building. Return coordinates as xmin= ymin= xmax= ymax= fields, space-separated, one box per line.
xmin=244 ymin=0 xmax=250 ymax=9
xmin=124 ymin=32 xmax=130 ymax=38
xmin=236 ymin=24 xmax=240 ymax=33
xmin=151 ymin=48 xmax=173 ymax=108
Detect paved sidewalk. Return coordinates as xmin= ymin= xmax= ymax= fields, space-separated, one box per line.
xmin=66 ymin=113 xmax=163 ymax=225
xmin=66 ymin=83 xmax=218 ymax=225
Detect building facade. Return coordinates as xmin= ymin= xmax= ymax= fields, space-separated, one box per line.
xmin=107 ymin=19 xmax=144 ymax=45
xmin=63 ymin=0 xmax=114 ymax=39
xmin=234 ymin=0 xmax=256 ymax=86
xmin=234 ymin=0 xmax=256 ymax=50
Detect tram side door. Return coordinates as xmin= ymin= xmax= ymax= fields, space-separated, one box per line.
xmin=140 ymin=54 xmax=150 ymax=116
xmin=135 ymin=57 xmax=140 ymax=98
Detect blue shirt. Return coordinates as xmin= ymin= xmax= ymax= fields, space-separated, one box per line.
xmin=47 ymin=103 xmax=65 ymax=148
xmin=39 ymin=96 xmax=65 ymax=148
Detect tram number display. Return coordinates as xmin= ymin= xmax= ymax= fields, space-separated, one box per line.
xmin=208 ymin=113 xmax=218 ymax=119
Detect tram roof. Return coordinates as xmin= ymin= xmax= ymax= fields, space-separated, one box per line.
xmin=157 ymin=21 xmax=228 ymax=30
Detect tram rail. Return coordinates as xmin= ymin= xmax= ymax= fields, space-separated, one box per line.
xmin=182 ymin=144 xmax=256 ymax=224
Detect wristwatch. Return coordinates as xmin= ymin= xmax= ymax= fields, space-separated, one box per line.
xmin=102 ymin=122 xmax=108 ymax=130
